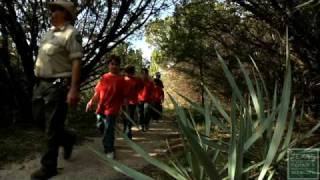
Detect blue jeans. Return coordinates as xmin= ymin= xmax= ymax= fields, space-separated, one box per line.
xmin=97 ymin=114 xmax=116 ymax=153
xmin=123 ymin=104 xmax=136 ymax=139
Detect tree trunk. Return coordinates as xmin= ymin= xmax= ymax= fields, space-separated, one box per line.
xmin=0 ymin=26 xmax=14 ymax=126
xmin=199 ymin=60 xmax=205 ymax=107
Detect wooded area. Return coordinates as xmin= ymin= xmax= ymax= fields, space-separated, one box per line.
xmin=1 ymin=0 xmax=320 ymax=179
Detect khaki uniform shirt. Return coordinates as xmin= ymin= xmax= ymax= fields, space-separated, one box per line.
xmin=35 ymin=23 xmax=83 ymax=78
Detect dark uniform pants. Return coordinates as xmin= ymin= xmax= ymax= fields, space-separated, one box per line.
xmin=32 ymin=79 xmax=74 ymax=170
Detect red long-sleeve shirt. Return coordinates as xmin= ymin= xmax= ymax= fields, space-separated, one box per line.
xmin=124 ymin=76 xmax=144 ymax=105
xmin=138 ymin=78 xmax=154 ymax=103
xmin=95 ymin=72 xmax=125 ymax=115
xmin=153 ymin=86 xmax=164 ymax=103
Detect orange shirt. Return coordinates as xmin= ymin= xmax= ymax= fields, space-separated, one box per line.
xmin=124 ymin=76 xmax=144 ymax=105
xmin=153 ymin=86 xmax=164 ymax=103
xmin=138 ymin=78 xmax=154 ymax=102
xmin=95 ymin=72 xmax=125 ymax=115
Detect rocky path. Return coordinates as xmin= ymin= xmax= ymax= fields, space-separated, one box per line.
xmin=0 ymin=119 xmax=181 ymax=180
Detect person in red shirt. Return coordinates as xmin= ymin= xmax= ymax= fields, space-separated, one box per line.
xmin=86 ymin=55 xmax=125 ymax=159
xmin=152 ymin=75 xmax=164 ymax=121
xmin=123 ymin=65 xmax=144 ymax=139
xmin=138 ymin=68 xmax=154 ymax=131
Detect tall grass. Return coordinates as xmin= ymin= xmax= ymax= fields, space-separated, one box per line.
xmin=88 ymin=30 xmax=320 ymax=179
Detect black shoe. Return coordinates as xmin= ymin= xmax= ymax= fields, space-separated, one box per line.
xmin=30 ymin=167 xmax=57 ymax=180
xmin=63 ymin=135 xmax=76 ymax=160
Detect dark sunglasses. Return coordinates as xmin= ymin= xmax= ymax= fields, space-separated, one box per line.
xmin=50 ymin=5 xmax=65 ymax=12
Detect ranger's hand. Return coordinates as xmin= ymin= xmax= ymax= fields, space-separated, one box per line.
xmin=67 ymin=87 xmax=80 ymax=107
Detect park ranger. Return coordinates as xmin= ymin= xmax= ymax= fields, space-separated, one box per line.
xmin=31 ymin=0 xmax=82 ymax=179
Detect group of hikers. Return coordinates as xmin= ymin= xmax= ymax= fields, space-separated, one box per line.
xmin=30 ymin=0 xmax=164 ymax=179
xmin=86 ymin=55 xmax=165 ymax=159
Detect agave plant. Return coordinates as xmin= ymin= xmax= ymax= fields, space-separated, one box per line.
xmin=88 ymin=30 xmax=320 ymax=180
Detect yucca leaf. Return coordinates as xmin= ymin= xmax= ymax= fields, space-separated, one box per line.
xmin=179 ymin=119 xmax=221 ymax=180
xmin=267 ymin=170 xmax=275 ymax=180
xmin=165 ymin=140 xmax=191 ymax=179
xmin=188 ymin=109 xmax=204 ymax=147
xmin=254 ymin=72 xmax=266 ymax=122
xmin=288 ymin=121 xmax=320 ymax=148
xmin=228 ymin=92 xmax=237 ymax=179
xmin=295 ymin=0 xmax=319 ymax=10
xmin=237 ymin=57 xmax=263 ymax=123
xmin=216 ymin=50 xmax=245 ymax=106
xmin=87 ymin=146 xmax=154 ymax=180
xmin=243 ymin=161 xmax=264 ymax=173
xmin=120 ymin=131 xmax=187 ymax=180
xmin=169 ymin=93 xmax=221 ymax=179
xmin=246 ymin=98 xmax=253 ymax=139
xmin=211 ymin=114 xmax=229 ymax=132
xmin=220 ymin=164 xmax=228 ymax=176
xmin=258 ymin=28 xmax=292 ymax=180
xmin=276 ymin=99 xmax=296 ymax=162
xmin=122 ymin=110 xmax=139 ymax=129
xmin=243 ymin=106 xmax=278 ymax=151
xmin=186 ymin=152 xmax=199 ymax=180
xmin=191 ymin=150 xmax=202 ymax=180
xmin=212 ymin=150 xmax=220 ymax=163
xmin=176 ymin=91 xmax=204 ymax=114
xmin=198 ymin=135 xmax=229 ymax=152
xmin=235 ymin=109 xmax=245 ymax=179
xmin=204 ymin=85 xmax=230 ymax=123
xmin=249 ymin=56 xmax=269 ymax=100
xmin=168 ymin=93 xmax=189 ymax=127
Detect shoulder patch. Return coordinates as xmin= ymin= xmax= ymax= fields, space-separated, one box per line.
xmin=75 ymin=33 xmax=82 ymax=44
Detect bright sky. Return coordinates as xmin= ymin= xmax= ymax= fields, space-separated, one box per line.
xmin=131 ymin=36 xmax=154 ymax=60
xmin=130 ymin=4 xmax=174 ymax=61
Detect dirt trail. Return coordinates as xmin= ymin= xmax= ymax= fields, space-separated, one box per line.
xmin=0 ymin=119 xmax=181 ymax=180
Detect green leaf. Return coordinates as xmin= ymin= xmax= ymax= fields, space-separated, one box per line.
xmin=198 ymin=135 xmax=229 ymax=152
xmin=289 ymin=121 xmax=320 ymax=148
xmin=122 ymin=110 xmax=139 ymax=129
xmin=249 ymin=56 xmax=269 ymax=100
xmin=243 ymin=106 xmax=278 ymax=151
xmin=295 ymin=0 xmax=319 ymax=10
xmin=258 ymin=28 xmax=292 ymax=180
xmin=237 ymin=57 xmax=263 ymax=123
xmin=204 ymin=85 xmax=230 ymax=123
xmin=120 ymin=130 xmax=187 ymax=180
xmin=216 ymin=50 xmax=245 ymax=106
xmin=228 ymin=92 xmax=237 ymax=179
xmin=169 ymin=94 xmax=221 ymax=180
xmin=276 ymin=99 xmax=296 ymax=162
xmin=243 ymin=161 xmax=264 ymax=173
xmin=176 ymin=91 xmax=204 ymax=114
xmin=87 ymin=146 xmax=154 ymax=180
